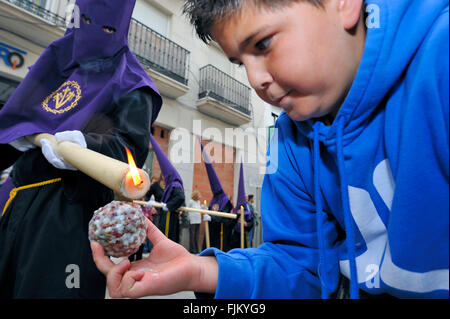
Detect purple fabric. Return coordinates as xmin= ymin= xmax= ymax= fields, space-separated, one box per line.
xmin=234 ymin=161 xmax=252 ymax=232
xmin=199 ymin=140 xmax=231 ymax=212
xmin=0 ymin=0 xmax=162 ymax=145
xmin=149 ymin=134 xmax=183 ymax=203
xmin=0 ymin=178 xmax=14 ymax=215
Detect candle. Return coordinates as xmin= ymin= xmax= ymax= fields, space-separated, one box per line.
xmin=121 ymin=168 xmax=150 ymax=200
xmin=133 ymin=200 xmax=237 ymax=219
xmin=27 ymin=133 xmax=150 ymax=200
xmin=125 ymin=147 xmax=142 ymax=186
xmin=240 ymin=205 xmax=245 ymax=249
xmin=204 ymin=200 xmax=210 ymax=249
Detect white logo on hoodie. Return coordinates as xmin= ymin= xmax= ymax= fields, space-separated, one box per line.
xmin=340 ymin=159 xmax=449 ymax=294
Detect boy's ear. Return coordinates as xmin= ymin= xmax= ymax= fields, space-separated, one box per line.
xmin=338 ymin=0 xmax=364 ymax=30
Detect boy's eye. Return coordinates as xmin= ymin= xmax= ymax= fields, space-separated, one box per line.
xmin=255 ymin=36 xmax=272 ymax=52
xmin=102 ymin=26 xmax=116 ymax=34
xmin=81 ymin=14 xmax=91 ymax=24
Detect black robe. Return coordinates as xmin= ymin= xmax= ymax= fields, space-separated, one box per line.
xmin=0 ymin=88 xmax=153 ymax=299
xmin=145 ymin=181 xmax=164 ymax=231
xmin=145 ymin=182 xmax=163 ymax=202
xmin=230 ymin=210 xmax=255 ymax=249
xmin=158 ymin=187 xmax=185 ymax=243
xmin=204 ymin=201 xmax=235 ymax=252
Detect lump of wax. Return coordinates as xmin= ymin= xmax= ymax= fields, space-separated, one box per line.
xmin=89 ymin=201 xmax=147 ymax=257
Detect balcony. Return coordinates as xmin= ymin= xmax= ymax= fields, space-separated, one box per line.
xmin=0 ymin=0 xmax=67 ymax=47
xmin=0 ymin=0 xmax=190 ymax=98
xmin=4 ymin=0 xmax=67 ymax=27
xmin=197 ymin=64 xmax=252 ymax=126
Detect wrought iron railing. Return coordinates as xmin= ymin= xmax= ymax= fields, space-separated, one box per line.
xmin=2 ymin=0 xmax=190 ymax=85
xmin=199 ymin=64 xmax=251 ymax=116
xmin=3 ymin=0 xmax=67 ymax=27
xmin=128 ymin=19 xmax=189 ymax=85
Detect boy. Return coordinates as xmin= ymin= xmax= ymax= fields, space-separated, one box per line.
xmin=91 ymin=0 xmax=448 ymax=298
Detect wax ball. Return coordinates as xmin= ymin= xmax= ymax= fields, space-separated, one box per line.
xmin=88 ymin=201 xmax=147 ymax=258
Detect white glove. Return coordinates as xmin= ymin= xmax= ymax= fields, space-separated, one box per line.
xmin=41 ymin=139 xmax=77 ymax=171
xmin=203 ymin=214 xmax=211 ymax=222
xmin=161 ymin=203 xmax=168 ymax=211
xmin=55 ymin=130 xmax=87 ymax=148
xmin=41 ymin=130 xmax=86 ymax=171
xmin=146 ymin=200 xmax=156 ymax=208
xmin=9 ymin=137 xmax=36 ymax=152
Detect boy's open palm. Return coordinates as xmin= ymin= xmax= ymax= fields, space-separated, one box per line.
xmin=91 ymin=219 xmax=203 ymax=299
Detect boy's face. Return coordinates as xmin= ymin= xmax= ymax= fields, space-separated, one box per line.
xmin=212 ymin=1 xmax=365 ymax=121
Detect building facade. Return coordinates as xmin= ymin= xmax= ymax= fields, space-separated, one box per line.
xmin=0 ymin=0 xmax=282 ymax=246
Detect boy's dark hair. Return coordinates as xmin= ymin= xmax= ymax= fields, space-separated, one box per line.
xmin=183 ymin=0 xmax=323 ymax=44
xmin=248 ymin=194 xmax=254 ymax=200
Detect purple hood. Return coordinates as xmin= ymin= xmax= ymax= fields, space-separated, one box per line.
xmin=0 ymin=0 xmax=162 ymax=144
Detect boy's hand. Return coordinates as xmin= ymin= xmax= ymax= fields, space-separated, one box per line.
xmin=91 ymin=219 xmax=218 ymax=298
xmin=90 ymin=242 xmax=131 ymax=298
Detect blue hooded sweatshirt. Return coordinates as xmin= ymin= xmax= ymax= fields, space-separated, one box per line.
xmin=199 ymin=0 xmax=449 ymax=298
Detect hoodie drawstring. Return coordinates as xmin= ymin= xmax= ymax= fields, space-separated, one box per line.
xmin=313 ymin=123 xmax=329 ymax=299
xmin=336 ymin=117 xmax=359 ymax=299
xmin=313 ymin=118 xmax=359 ymax=299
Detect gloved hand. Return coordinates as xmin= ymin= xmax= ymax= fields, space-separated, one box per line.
xmin=41 ymin=130 xmax=86 ymax=171
xmin=146 ymin=200 xmax=156 ymax=208
xmin=55 ymin=130 xmax=87 ymax=148
xmin=161 ymin=203 xmax=168 ymax=212
xmin=9 ymin=137 xmax=36 ymax=152
xmin=203 ymin=214 xmax=211 ymax=222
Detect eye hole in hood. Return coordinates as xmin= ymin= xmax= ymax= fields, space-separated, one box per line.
xmin=102 ymin=26 xmax=116 ymax=34
xmin=81 ymin=14 xmax=91 ymax=25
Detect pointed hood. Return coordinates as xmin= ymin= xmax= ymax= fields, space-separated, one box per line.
xmin=0 ymin=0 xmax=162 ymax=148
xmin=234 ymin=161 xmax=251 ymax=218
xmin=150 ymin=134 xmax=183 ymax=203
xmin=72 ymin=0 xmax=136 ymax=63
xmin=199 ymin=139 xmax=231 ymax=211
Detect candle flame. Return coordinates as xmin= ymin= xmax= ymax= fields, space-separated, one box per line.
xmin=125 ymin=147 xmax=142 ymax=186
